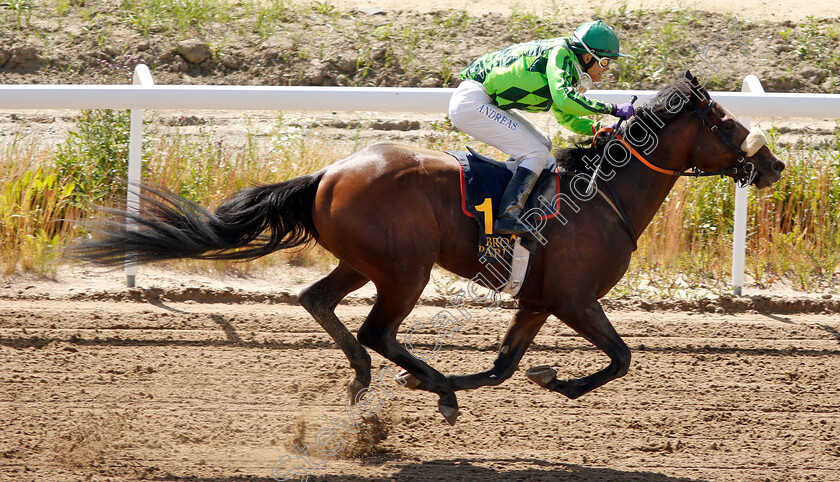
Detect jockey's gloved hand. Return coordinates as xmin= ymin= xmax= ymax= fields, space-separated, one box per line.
xmin=613 ymin=102 xmax=635 ymax=120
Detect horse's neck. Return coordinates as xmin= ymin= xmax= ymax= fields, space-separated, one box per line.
xmin=610 ymin=125 xmax=695 ymax=240
xmin=616 ymin=161 xmax=680 ymax=238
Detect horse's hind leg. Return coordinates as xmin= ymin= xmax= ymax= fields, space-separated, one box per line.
xmin=446 ymin=307 xmax=549 ymax=391
xmin=355 ymin=274 xmax=460 ymax=425
xmin=299 ymin=261 xmax=371 ymax=402
xmin=528 ymin=298 xmax=631 ymax=399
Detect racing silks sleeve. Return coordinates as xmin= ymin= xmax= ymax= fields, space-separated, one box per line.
xmin=546 ymin=46 xmax=614 ymax=136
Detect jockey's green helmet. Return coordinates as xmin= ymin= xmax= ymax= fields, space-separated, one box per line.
xmin=569 ymin=20 xmax=626 ymax=58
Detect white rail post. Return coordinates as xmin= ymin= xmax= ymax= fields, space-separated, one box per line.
xmin=126 ymin=64 xmax=155 ymax=288
xmin=732 ymin=75 xmax=765 ymax=296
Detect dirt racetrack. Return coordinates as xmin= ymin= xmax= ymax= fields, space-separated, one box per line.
xmin=1 ymin=265 xmax=839 ymax=481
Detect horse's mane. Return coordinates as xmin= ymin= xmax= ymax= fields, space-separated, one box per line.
xmin=555 ymin=79 xmax=698 ymax=174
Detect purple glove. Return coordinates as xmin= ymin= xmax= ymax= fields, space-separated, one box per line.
xmin=613 ymin=102 xmax=635 ymax=120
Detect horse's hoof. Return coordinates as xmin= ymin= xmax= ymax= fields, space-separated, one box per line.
xmin=526 ymin=365 xmax=557 ymax=387
xmin=438 ymin=404 xmax=460 ymax=426
xmin=397 ymin=370 xmax=422 ymax=389
xmin=347 ymin=379 xmax=365 ymax=403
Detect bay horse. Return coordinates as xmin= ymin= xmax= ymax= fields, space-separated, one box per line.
xmin=73 ymin=72 xmax=784 ymax=425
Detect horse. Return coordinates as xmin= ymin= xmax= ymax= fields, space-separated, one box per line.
xmin=72 ymin=72 xmax=785 ymax=425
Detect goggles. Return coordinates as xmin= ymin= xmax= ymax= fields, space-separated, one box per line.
xmin=572 ymin=34 xmax=612 ymax=68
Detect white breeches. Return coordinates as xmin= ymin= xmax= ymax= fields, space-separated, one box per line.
xmin=448 ymin=79 xmax=554 ymax=174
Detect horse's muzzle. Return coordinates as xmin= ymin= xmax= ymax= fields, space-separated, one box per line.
xmin=750 ymin=156 xmax=785 ymax=189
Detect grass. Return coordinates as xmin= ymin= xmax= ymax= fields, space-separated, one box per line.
xmin=0 ymin=137 xmax=81 ymax=277
xmin=6 ymin=0 xmax=35 ymax=30
xmin=606 ymin=6 xmax=706 ymax=89
xmin=506 ymin=4 xmax=568 ymax=43
xmin=789 ymin=16 xmax=840 ymax=72
xmin=2 ymin=108 xmax=838 ymax=298
xmin=744 ymin=136 xmax=840 ymax=292
xmin=118 ymin=0 xmax=233 ymax=37
xmin=5 ymin=1 xmax=835 ymax=93
xmin=1 ymin=3 xmax=837 ymax=295
xmin=5 ymin=1 xmax=707 ymax=89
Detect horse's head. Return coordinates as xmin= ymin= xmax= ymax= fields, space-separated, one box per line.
xmin=676 ymin=71 xmax=785 ymax=189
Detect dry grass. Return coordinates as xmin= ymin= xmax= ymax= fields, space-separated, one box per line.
xmin=2 ymin=113 xmax=837 ymax=295
xmin=0 ymin=136 xmax=82 ymax=277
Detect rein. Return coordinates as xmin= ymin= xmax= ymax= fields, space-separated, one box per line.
xmin=584 ymin=96 xmax=760 ymax=251
xmin=592 ymin=99 xmax=756 ymax=185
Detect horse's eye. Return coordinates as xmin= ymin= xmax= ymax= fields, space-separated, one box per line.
xmin=723 ymin=120 xmax=735 ymax=131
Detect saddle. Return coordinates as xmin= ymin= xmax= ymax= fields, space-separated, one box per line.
xmin=446 ymin=148 xmax=562 ymax=296
xmin=448 ymin=147 xmax=562 ymax=237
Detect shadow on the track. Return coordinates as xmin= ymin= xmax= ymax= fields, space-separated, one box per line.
xmin=210 ymin=314 xmax=242 ymax=343
xmin=816 ymin=323 xmax=840 ymax=344
xmin=144 ymin=457 xmax=708 ymax=481
xmin=0 ymin=335 xmax=335 ymax=350
xmin=1 ymin=334 xmax=839 ymax=357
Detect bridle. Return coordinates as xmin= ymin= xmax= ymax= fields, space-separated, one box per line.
xmin=605 ymin=97 xmax=758 ymax=188
xmin=689 ymin=98 xmax=758 ymax=187
xmin=587 ymin=93 xmax=762 ymax=251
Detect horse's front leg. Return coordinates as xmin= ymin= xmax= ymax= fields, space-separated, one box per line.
xmin=528 ymin=298 xmax=631 ymax=399
xmin=444 ymin=307 xmax=549 ymax=391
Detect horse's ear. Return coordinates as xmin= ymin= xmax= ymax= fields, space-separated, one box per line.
xmin=683 ymin=70 xmax=709 ymax=104
xmin=684 ymin=70 xmax=701 ymax=89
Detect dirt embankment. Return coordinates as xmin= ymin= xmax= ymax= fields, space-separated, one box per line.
xmin=1 ymin=1 xmax=838 ymax=94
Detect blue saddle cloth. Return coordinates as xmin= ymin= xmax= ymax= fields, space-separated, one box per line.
xmin=446 ymin=148 xmax=559 ymax=262
xmin=447 ymin=147 xmax=559 ymax=223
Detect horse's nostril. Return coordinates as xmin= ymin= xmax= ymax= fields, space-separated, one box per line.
xmin=772 ymin=161 xmax=786 ymax=173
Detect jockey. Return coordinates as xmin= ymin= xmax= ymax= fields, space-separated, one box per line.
xmin=449 ymin=20 xmax=634 ymax=236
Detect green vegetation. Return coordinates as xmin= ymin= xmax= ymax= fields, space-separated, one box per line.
xmin=54 ymin=109 xmax=132 ymax=205
xmin=1 ymin=0 xmax=835 ymax=95
xmin=506 ymin=5 xmax=567 ymax=43
xmin=0 ymin=139 xmax=79 ymax=277
xmin=1 ymin=2 xmax=837 ymax=295
xmin=2 ymin=0 xmax=792 ymax=91
xmin=6 ymin=0 xmax=35 ymax=30
xmin=789 ymin=15 xmax=840 ymax=72
xmin=1 ymin=109 xmax=838 ymax=297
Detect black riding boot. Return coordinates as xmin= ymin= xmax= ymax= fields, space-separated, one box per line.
xmin=494 ymin=166 xmax=540 ymax=235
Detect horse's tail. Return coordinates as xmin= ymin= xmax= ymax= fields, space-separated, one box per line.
xmin=71 ymin=171 xmax=325 ymax=266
